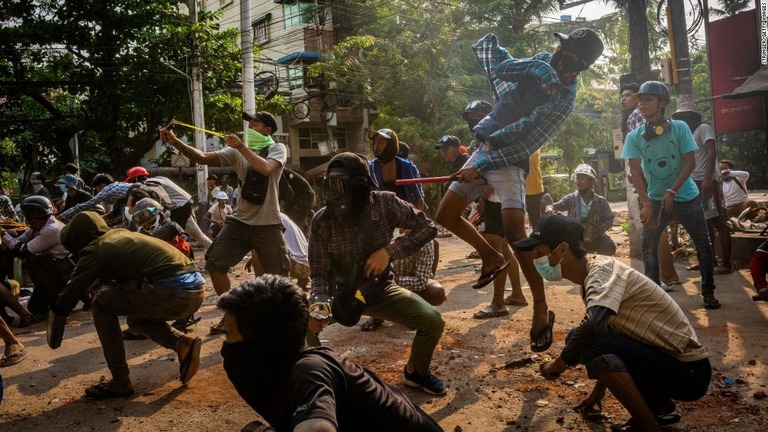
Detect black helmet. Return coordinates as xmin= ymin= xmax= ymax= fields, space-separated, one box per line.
xmin=20 ymin=195 xmax=53 ymax=219
xmin=462 ymin=100 xmax=492 ymax=120
xmin=637 ymin=81 xmax=670 ymax=102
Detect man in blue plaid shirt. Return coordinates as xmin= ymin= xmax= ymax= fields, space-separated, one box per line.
xmin=435 ymin=28 xmax=603 ymax=352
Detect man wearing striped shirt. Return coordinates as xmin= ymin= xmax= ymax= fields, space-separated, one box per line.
xmin=514 ymin=215 xmax=710 ymax=431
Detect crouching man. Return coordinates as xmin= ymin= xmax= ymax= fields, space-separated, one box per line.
xmin=219 ymin=275 xmax=443 ymax=431
xmin=515 ymin=215 xmax=711 ymax=431
xmin=49 ymin=212 xmax=204 ymax=399
xmin=308 ymin=152 xmax=446 ymax=396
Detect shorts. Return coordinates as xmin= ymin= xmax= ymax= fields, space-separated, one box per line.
xmin=205 ymin=218 xmax=289 ymax=275
xmin=448 ymin=146 xmax=526 ymax=210
xmin=482 ymin=201 xmax=505 ymax=236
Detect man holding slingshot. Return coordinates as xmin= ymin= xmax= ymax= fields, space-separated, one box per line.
xmin=160 ymin=111 xmax=291 ymax=334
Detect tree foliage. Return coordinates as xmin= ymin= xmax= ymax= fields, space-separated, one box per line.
xmin=0 ymin=0 xmax=247 ymax=186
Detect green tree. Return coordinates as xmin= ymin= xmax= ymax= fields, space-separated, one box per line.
xmin=0 ymin=1 xmax=249 ymax=184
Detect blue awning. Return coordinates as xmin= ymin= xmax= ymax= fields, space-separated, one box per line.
xmin=276 ymin=51 xmax=321 ymax=64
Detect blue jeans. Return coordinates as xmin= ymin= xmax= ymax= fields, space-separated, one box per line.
xmin=641 ymin=197 xmax=715 ymax=295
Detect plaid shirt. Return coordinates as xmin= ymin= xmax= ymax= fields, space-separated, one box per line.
xmin=471 ymin=33 xmax=577 ymax=174
xmin=59 ymin=182 xmax=133 ymax=220
xmin=0 ymin=194 xmax=17 ymax=221
xmin=627 ymin=107 xmax=645 ymax=132
xmin=309 ymin=191 xmax=437 ymax=297
xmin=392 ymin=238 xmax=434 ymax=293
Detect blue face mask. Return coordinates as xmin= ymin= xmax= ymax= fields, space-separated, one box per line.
xmin=533 ymin=250 xmax=563 ymax=282
xmin=58 ymin=184 xmax=67 ymax=193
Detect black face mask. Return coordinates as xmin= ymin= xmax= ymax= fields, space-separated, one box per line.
xmin=550 ymin=51 xmax=587 ymax=75
xmin=324 ymin=176 xmax=372 ymax=218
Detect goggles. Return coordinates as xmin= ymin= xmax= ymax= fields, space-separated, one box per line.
xmin=323 ymin=175 xmax=351 ymax=199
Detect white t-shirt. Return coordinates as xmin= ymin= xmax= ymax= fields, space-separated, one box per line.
xmin=207 ymin=203 xmax=233 ymax=224
xmin=721 ymin=170 xmax=750 ymax=207
xmin=691 ymin=123 xmax=718 ymax=181
xmin=584 ymin=256 xmax=708 ymax=362
xmin=215 ymin=143 xmax=286 ymax=226
xmin=280 ymin=213 xmax=309 ymax=267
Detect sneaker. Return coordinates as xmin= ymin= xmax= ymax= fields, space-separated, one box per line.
xmin=403 ymin=366 xmax=446 ymax=396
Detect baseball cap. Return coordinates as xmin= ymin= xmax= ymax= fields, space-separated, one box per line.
xmin=512 ymin=214 xmax=584 ymax=251
xmin=56 ymin=174 xmax=79 ymax=189
xmin=435 ymin=135 xmax=460 ymax=150
xmin=242 ymin=111 xmax=278 ymax=134
xmin=553 ymin=28 xmax=604 ymax=66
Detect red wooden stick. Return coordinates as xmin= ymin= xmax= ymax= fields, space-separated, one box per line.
xmin=395 ymin=176 xmax=456 ymax=185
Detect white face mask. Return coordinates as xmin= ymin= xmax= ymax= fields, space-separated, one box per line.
xmin=533 ymin=249 xmax=563 ymax=282
xmin=124 ymin=206 xmax=133 ymax=221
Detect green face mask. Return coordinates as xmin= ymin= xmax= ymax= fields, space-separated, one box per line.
xmin=245 ymin=128 xmax=275 ymax=151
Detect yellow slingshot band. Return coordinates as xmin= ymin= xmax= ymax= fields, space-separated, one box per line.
xmin=170 ymin=119 xmax=226 ymax=138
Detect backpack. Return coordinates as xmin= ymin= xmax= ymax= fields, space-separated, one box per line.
xmin=240 ymin=148 xmax=271 ymax=205
xmin=129 ymin=182 xmax=175 ymax=210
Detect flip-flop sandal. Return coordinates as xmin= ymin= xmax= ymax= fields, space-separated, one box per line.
xmin=209 ymin=319 xmax=227 ymax=335
xmin=686 ymin=264 xmax=700 ymax=271
xmin=472 ymin=261 xmax=510 ymax=289
xmin=530 ymin=310 xmax=555 ymax=353
xmin=503 ymin=296 xmax=528 ymax=306
xmin=473 ymin=305 xmax=510 ymax=319
xmin=179 ymin=337 xmax=202 ymax=384
xmin=713 ymin=267 xmax=734 ymax=275
xmin=84 ymin=382 xmax=134 ymax=399
xmin=610 ymin=414 xmax=681 ymax=431
xmin=0 ymin=350 xmax=27 ymax=367
xmin=360 ymin=317 xmax=384 ymax=331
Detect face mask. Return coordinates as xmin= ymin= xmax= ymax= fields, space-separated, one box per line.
xmin=32 ymin=182 xmax=43 ymax=192
xmin=123 ymin=207 xmax=133 ymax=221
xmin=58 ymin=184 xmax=67 ymax=193
xmin=324 ymin=176 xmax=352 ymax=216
xmin=534 ymin=252 xmax=563 ymax=282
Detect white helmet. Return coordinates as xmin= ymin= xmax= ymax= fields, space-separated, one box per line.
xmin=573 ymin=164 xmax=596 ymax=179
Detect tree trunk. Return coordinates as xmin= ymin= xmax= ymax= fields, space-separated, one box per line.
xmin=627 ymin=0 xmax=652 ymax=82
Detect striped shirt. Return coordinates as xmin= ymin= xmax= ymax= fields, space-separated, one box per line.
xmin=309 ymin=192 xmax=437 ymax=297
xmin=584 ymin=256 xmax=707 ymax=362
xmin=471 ymin=33 xmax=577 ymax=174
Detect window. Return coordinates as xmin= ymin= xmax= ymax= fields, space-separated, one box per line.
xmin=253 ymin=14 xmax=271 ymax=44
xmin=219 ymin=0 xmax=233 ymax=6
xmin=283 ymin=1 xmax=326 ymax=29
xmin=298 ymin=127 xmax=347 ymax=150
xmin=287 ymin=67 xmax=304 ymax=90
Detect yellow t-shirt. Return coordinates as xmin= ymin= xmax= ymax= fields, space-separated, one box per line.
xmin=525 ymin=149 xmax=544 ymax=195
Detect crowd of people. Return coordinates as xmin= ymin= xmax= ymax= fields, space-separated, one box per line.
xmin=0 ymin=26 xmax=765 ymax=431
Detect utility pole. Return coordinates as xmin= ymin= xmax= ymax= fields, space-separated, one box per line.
xmin=241 ymin=0 xmax=255 ymax=133
xmin=622 ymin=0 xmax=653 ymax=259
xmin=188 ymin=0 xmax=208 ymax=217
xmin=667 ymin=0 xmax=695 ymax=106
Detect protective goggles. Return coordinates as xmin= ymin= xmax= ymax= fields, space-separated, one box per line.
xmin=323 ymin=175 xmax=351 ymax=199
xmin=438 ymin=135 xmax=452 ymax=144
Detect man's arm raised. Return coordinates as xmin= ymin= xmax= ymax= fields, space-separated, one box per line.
xmin=160 ymin=128 xmax=221 ymax=166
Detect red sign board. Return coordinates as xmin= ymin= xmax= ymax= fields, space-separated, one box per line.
xmin=708 ymin=9 xmax=764 ymax=134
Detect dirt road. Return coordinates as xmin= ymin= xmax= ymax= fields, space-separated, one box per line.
xmin=1 ymin=232 xmax=767 ymax=431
